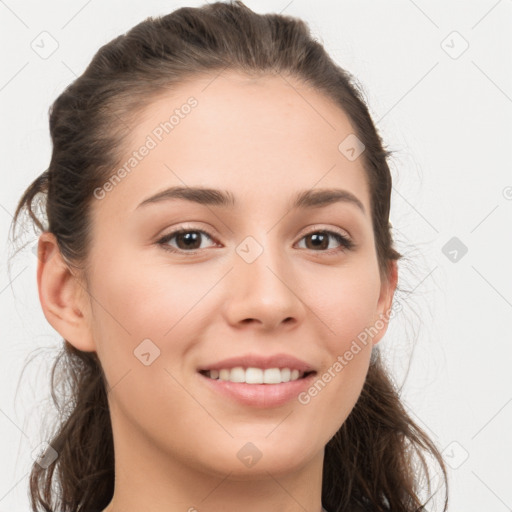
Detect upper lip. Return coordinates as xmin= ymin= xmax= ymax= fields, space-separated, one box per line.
xmin=198 ymin=353 xmax=316 ymax=373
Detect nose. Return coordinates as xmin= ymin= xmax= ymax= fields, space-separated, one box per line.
xmin=222 ymin=239 xmax=306 ymax=331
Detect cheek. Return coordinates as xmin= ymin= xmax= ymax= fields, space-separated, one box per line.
xmin=301 ymin=280 xmax=376 ymax=437
xmin=298 ymin=260 xmax=380 ymax=416
xmin=306 ymin=261 xmax=381 ymax=349
xmin=87 ymin=260 xmax=209 ymax=433
xmin=93 ymin=249 xmax=208 ymax=334
xmin=89 ymin=254 xmax=216 ymax=380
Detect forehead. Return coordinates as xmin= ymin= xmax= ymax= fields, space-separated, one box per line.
xmin=93 ymin=71 xmax=371 ymax=220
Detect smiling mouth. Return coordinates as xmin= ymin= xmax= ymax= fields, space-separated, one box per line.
xmin=198 ymin=367 xmax=316 ymax=384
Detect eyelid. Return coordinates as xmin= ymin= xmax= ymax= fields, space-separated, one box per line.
xmin=297 ymin=223 xmax=351 ymax=240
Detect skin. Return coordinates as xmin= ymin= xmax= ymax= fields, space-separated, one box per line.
xmin=37 ymin=70 xmax=398 ymax=512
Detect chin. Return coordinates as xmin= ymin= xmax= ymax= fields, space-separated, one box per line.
xmin=203 ymin=439 xmax=317 ymax=479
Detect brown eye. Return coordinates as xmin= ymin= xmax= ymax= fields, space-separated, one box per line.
xmin=156 ymin=227 xmax=354 ymax=256
xmin=297 ymin=230 xmax=354 ymax=253
xmin=157 ymin=229 xmax=217 ymax=253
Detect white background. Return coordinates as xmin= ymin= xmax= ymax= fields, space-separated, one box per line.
xmin=1 ymin=1 xmax=511 ymax=511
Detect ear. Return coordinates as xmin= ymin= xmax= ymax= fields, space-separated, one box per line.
xmin=36 ymin=232 xmax=96 ymax=352
xmin=371 ymin=259 xmax=399 ymax=346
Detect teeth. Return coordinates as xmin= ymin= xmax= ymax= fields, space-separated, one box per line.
xmin=205 ymin=367 xmax=305 ymax=384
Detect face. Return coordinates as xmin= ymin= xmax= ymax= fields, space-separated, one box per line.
xmin=71 ymin=71 xmax=396 ymax=479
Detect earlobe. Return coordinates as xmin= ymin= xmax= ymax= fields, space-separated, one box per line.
xmin=36 ymin=232 xmax=96 ymax=352
xmin=372 ymin=259 xmax=399 ymax=346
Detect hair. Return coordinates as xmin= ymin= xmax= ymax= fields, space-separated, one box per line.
xmin=9 ymin=1 xmax=448 ymax=511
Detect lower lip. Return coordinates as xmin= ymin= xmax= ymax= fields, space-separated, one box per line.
xmin=198 ymin=371 xmax=317 ymax=408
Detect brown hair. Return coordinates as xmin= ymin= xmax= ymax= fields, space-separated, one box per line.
xmin=10 ymin=1 xmax=448 ymax=511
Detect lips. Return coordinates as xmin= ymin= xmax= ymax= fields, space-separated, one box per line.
xmin=198 ymin=369 xmax=318 ymax=408
xmin=197 ymin=352 xmax=316 ymax=373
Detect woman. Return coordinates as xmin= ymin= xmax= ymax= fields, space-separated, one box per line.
xmin=11 ymin=1 xmax=448 ymax=511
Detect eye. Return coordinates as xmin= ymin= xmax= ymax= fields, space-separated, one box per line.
xmin=156 ymin=226 xmax=355 ymax=255
xmin=157 ymin=228 xmax=218 ymax=253
xmin=296 ymin=229 xmax=354 ymax=254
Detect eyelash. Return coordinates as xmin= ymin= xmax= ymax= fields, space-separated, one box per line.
xmin=156 ymin=225 xmax=355 ymax=256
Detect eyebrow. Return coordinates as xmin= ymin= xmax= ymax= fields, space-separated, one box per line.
xmin=136 ymin=186 xmax=366 ymax=215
